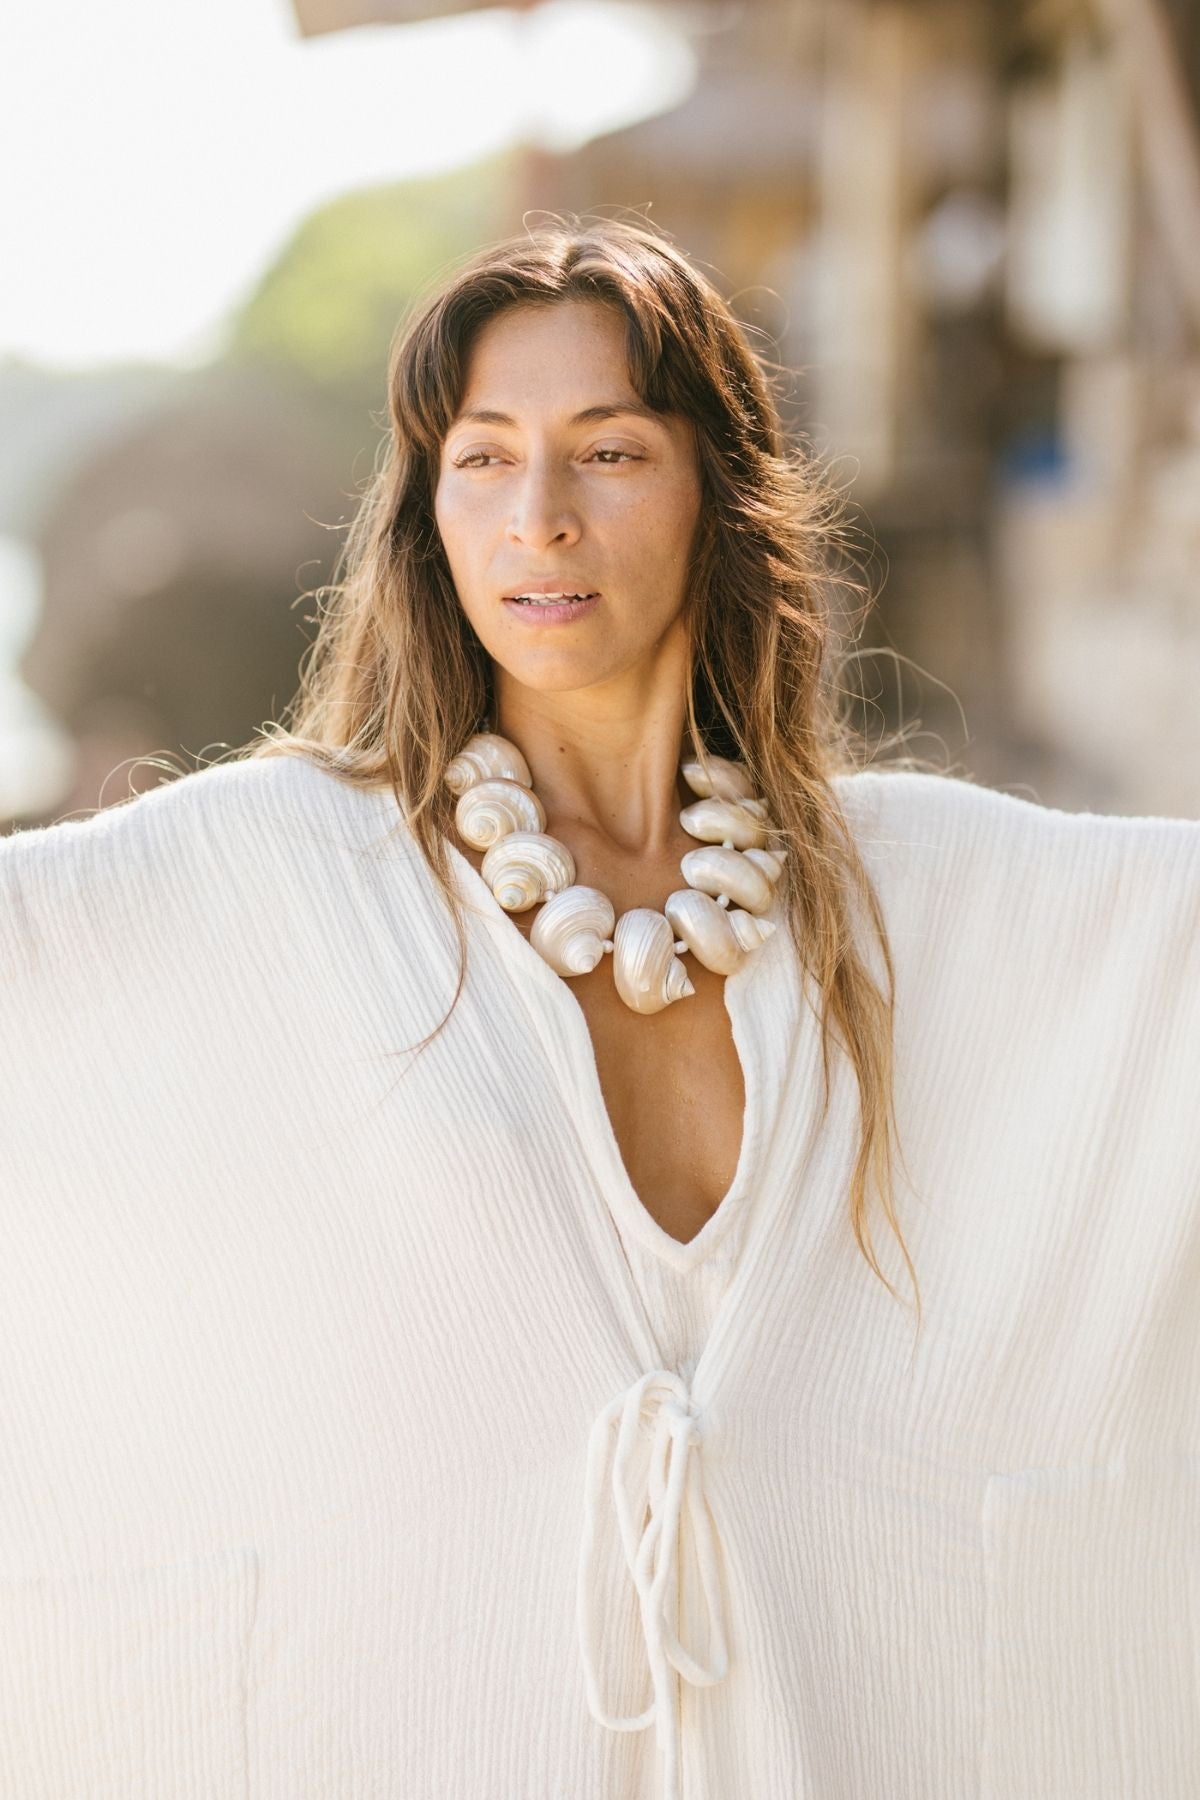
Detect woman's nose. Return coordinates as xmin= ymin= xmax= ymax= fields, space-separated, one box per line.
xmin=505 ymin=464 xmax=581 ymax=548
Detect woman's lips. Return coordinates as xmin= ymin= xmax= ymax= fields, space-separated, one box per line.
xmin=501 ymin=593 xmax=602 ymax=625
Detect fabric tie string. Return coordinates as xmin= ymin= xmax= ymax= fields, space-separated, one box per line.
xmin=577 ymin=1368 xmax=730 ymax=1800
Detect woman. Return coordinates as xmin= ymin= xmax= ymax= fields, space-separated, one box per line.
xmin=1 ymin=217 xmax=1196 ymax=1800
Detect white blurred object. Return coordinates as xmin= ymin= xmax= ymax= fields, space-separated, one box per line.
xmin=0 ymin=536 xmax=77 ymax=821
xmin=909 ymin=188 xmax=1007 ymax=313
xmin=518 ymin=3 xmax=696 ymax=155
xmin=1005 ymin=35 xmax=1134 ymax=354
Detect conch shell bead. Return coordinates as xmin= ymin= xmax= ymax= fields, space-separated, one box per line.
xmin=454 ymin=778 xmax=545 ymax=851
xmin=480 ymin=831 xmax=576 ymax=912
xmin=611 ymin=908 xmax=695 ymax=1015
xmin=679 ymin=845 xmax=774 ymax=915
xmin=679 ymin=796 xmax=769 ymax=851
xmin=529 ymin=885 xmax=616 ymax=976
xmin=680 ymin=754 xmax=756 ymax=804
xmin=742 ymin=846 xmax=787 ymax=885
xmin=663 ymin=888 xmax=776 ymax=977
xmin=727 ymin=909 xmax=777 ymax=953
xmin=444 ymin=732 xmax=533 ymax=796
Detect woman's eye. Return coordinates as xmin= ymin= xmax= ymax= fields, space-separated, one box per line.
xmin=451 ymin=447 xmax=641 ymax=469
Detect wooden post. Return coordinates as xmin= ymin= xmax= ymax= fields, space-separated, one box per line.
xmin=1094 ymin=0 xmax=1200 ymax=336
xmin=811 ymin=0 xmax=922 ymax=498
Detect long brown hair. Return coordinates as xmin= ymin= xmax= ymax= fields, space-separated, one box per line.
xmin=246 ymin=212 xmax=923 ymax=1328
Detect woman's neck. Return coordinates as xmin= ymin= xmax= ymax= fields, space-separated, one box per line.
xmin=489 ymin=677 xmax=692 ymax=857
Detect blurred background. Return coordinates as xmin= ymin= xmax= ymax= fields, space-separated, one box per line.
xmin=3 ymin=0 xmax=1198 ymax=829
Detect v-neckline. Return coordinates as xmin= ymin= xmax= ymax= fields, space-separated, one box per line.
xmin=443 ymin=835 xmax=787 ymax=1276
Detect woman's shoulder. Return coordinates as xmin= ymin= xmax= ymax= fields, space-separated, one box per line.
xmin=0 ymin=751 xmax=396 ymax=978
xmin=831 ymin=762 xmax=1200 ymax=871
xmin=828 ymin=762 xmax=1200 ymax=956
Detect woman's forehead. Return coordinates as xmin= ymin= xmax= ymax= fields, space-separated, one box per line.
xmin=458 ymin=300 xmax=629 ymax=395
xmin=441 ymin=299 xmax=698 ymax=455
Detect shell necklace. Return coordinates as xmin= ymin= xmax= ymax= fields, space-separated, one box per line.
xmin=445 ymin=730 xmax=786 ymax=1016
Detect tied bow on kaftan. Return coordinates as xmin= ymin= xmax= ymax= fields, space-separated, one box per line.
xmin=576 ymin=1369 xmax=730 ymax=1800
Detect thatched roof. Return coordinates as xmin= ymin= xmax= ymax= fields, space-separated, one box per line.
xmin=290 ymin=0 xmax=698 ymax=36
xmin=293 ymin=0 xmax=564 ymax=36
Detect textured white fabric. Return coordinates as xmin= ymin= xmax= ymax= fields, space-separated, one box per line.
xmin=0 ymin=750 xmax=1196 ymax=1799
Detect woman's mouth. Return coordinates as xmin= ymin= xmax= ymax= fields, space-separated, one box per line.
xmin=506 ymin=590 xmax=599 ymax=605
xmin=502 ymin=591 xmax=602 ymax=625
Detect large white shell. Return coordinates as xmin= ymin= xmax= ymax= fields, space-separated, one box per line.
xmin=611 ymin=908 xmax=695 ymax=1015
xmin=727 ymin=909 xmax=778 ymax=953
xmin=680 ymin=754 xmax=756 ymax=803
xmin=663 ymin=889 xmax=748 ymax=976
xmin=679 ymin=845 xmax=773 ymax=914
xmin=444 ymin=731 xmax=532 ymax=796
xmin=454 ymin=778 xmax=545 ymax=850
xmin=679 ymin=797 xmax=768 ymax=851
xmin=529 ymin=885 xmax=616 ymax=976
xmin=742 ymin=846 xmax=787 ymax=884
xmin=481 ymin=831 xmax=575 ymax=912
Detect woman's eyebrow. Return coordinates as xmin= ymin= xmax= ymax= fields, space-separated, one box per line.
xmin=452 ymin=401 xmax=663 ymax=428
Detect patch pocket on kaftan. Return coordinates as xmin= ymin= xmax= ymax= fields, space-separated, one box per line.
xmin=981 ymin=1459 xmax=1200 ymax=1799
xmin=0 ymin=1544 xmax=258 ymax=1800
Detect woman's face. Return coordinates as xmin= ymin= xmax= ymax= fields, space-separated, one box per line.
xmin=433 ymin=298 xmax=702 ymax=699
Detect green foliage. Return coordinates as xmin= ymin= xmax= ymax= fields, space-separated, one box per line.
xmin=225 ymin=154 xmax=519 ymax=393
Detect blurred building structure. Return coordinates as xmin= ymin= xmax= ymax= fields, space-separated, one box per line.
xmin=6 ymin=0 xmax=1199 ymax=826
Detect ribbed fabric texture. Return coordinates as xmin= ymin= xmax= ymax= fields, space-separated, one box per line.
xmin=0 ymin=751 xmax=1196 ymax=1799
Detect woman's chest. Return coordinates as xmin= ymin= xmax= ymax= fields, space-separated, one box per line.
xmin=567 ymin=957 xmax=746 ymax=1246
xmin=450 ymin=840 xmax=753 ymax=1247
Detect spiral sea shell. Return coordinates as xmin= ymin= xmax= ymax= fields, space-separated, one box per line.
xmin=664 ymin=888 xmax=776 ymax=976
xmin=481 ymin=831 xmax=576 ymax=912
xmin=680 ymin=754 xmax=756 ymax=804
xmin=529 ymin=885 xmax=616 ymax=976
xmin=727 ymin=909 xmax=777 ymax=953
xmin=742 ymin=846 xmax=787 ymax=885
xmin=611 ymin=908 xmax=695 ymax=1015
xmin=679 ymin=845 xmax=773 ymax=915
xmin=679 ymin=797 xmax=769 ymax=851
xmin=444 ymin=732 xmax=533 ymax=796
xmin=454 ymin=778 xmax=546 ymax=850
